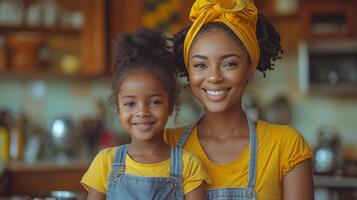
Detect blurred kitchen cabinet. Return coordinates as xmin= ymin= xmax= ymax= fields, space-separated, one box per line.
xmin=0 ymin=0 xmax=106 ymax=76
xmin=299 ymin=0 xmax=357 ymax=41
xmin=108 ymin=0 xmax=193 ymax=39
xmin=107 ymin=0 xmax=194 ymax=69
xmin=2 ymin=161 xmax=88 ymax=196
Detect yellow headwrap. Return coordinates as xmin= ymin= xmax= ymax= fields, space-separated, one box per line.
xmin=183 ymin=0 xmax=260 ymax=69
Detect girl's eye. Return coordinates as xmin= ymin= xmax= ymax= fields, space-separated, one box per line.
xmin=222 ymin=62 xmax=238 ymax=68
xmin=150 ymin=99 xmax=162 ymax=106
xmin=123 ymin=102 xmax=136 ymax=108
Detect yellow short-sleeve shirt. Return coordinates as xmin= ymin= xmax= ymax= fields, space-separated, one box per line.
xmin=81 ymin=147 xmax=210 ymax=195
xmin=164 ymin=120 xmax=312 ymax=200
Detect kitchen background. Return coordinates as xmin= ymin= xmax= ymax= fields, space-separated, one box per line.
xmin=0 ymin=0 xmax=356 ymax=199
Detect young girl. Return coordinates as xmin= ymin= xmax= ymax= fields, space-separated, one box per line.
xmin=81 ymin=27 xmax=209 ymax=200
xmin=164 ymin=0 xmax=314 ymax=199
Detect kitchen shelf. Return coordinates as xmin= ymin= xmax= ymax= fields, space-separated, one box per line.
xmin=314 ymin=175 xmax=357 ymax=188
xmin=0 ymin=70 xmax=110 ymax=80
xmin=0 ymin=25 xmax=80 ymax=35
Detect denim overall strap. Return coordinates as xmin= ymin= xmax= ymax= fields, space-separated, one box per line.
xmin=170 ymin=147 xmax=184 ymax=199
xmin=113 ymin=144 xmax=128 ymax=164
xmin=176 ymin=127 xmax=192 ymax=148
xmin=246 ymin=116 xmax=258 ymax=196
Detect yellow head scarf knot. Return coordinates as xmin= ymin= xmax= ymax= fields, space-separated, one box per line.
xmin=184 ymin=0 xmax=260 ymax=69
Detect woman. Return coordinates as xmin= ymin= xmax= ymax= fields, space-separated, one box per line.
xmin=164 ymin=0 xmax=314 ymax=199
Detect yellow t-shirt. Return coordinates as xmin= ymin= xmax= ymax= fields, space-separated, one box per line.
xmin=164 ymin=120 xmax=312 ymax=200
xmin=81 ymin=147 xmax=210 ymax=195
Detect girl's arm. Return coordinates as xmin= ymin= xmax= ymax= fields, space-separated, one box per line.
xmin=87 ymin=188 xmax=105 ymax=200
xmin=282 ymin=159 xmax=314 ymax=200
xmin=184 ymin=182 xmax=207 ymax=200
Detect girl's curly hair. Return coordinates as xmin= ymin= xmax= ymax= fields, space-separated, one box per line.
xmin=109 ymin=27 xmax=179 ymax=113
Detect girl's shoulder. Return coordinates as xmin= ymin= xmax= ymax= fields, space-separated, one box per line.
xmin=93 ymin=146 xmax=120 ymax=164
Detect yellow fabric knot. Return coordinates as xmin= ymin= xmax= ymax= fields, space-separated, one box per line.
xmin=183 ymin=0 xmax=260 ymax=70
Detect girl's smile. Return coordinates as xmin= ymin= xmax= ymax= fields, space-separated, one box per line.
xmin=118 ymin=70 xmax=171 ymax=141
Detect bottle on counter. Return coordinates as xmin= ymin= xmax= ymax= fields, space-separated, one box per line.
xmin=9 ymin=113 xmax=25 ymax=161
xmin=0 ymin=126 xmax=10 ymax=162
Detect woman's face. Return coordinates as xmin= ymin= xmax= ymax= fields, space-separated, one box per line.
xmin=188 ymin=30 xmax=254 ymax=113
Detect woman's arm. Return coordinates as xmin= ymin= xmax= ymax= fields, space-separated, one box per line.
xmin=185 ymin=182 xmax=207 ymax=200
xmin=282 ymin=159 xmax=314 ymax=200
xmin=87 ymin=188 xmax=105 ymax=200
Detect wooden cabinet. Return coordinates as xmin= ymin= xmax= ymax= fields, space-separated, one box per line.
xmin=0 ymin=0 xmax=107 ymax=77
xmin=1 ymin=161 xmax=88 ymax=196
xmin=299 ymin=0 xmax=357 ymax=41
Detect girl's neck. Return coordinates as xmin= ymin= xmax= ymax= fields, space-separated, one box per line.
xmin=199 ymin=106 xmax=249 ymax=138
xmin=128 ymin=136 xmax=170 ymax=164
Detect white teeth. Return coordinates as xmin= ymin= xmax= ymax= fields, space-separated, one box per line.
xmin=135 ymin=123 xmax=152 ymax=127
xmin=206 ymin=90 xmax=227 ymax=96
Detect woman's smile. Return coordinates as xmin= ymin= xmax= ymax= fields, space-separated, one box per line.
xmin=202 ymin=87 xmax=230 ymax=102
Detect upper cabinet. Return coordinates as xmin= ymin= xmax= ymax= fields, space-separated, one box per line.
xmin=0 ymin=0 xmax=106 ymax=77
xmin=299 ymin=0 xmax=357 ymax=41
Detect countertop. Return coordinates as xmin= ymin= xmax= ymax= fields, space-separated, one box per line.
xmin=0 ymin=159 xmax=90 ymax=196
xmin=314 ymin=175 xmax=357 ymax=188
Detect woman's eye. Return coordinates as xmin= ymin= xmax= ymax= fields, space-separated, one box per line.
xmin=222 ymin=62 xmax=238 ymax=68
xmin=192 ymin=63 xmax=206 ymax=70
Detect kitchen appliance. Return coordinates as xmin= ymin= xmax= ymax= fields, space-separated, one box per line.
xmin=299 ymin=39 xmax=357 ymax=95
xmin=314 ymin=127 xmax=344 ymax=174
xmin=50 ymin=118 xmax=76 ymax=160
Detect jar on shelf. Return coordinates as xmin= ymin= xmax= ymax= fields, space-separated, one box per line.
xmin=7 ymin=32 xmax=49 ymax=72
xmin=0 ymin=36 xmax=7 ymax=72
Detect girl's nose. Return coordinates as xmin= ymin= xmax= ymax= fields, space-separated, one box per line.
xmin=135 ymin=106 xmax=150 ymax=118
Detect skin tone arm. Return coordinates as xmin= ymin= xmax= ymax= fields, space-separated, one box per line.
xmin=87 ymin=188 xmax=105 ymax=200
xmin=185 ymin=182 xmax=207 ymax=200
xmin=282 ymin=159 xmax=314 ymax=200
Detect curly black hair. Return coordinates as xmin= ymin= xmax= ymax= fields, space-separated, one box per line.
xmin=109 ymin=27 xmax=179 ymax=114
xmin=173 ymin=15 xmax=283 ymax=78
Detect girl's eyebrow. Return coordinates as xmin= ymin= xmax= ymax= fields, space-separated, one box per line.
xmin=120 ymin=94 xmax=163 ymax=99
xmin=120 ymin=95 xmax=135 ymax=99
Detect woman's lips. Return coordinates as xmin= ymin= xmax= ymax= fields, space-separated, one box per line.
xmin=203 ymin=88 xmax=229 ymax=102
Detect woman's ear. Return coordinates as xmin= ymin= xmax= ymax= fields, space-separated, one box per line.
xmin=247 ymin=63 xmax=255 ymax=82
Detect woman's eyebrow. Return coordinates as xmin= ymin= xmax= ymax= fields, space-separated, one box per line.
xmin=191 ymin=54 xmax=208 ymax=60
xmin=220 ymin=53 xmax=241 ymax=60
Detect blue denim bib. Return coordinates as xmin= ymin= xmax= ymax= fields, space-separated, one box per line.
xmin=106 ymin=144 xmax=184 ymax=200
xmin=176 ymin=116 xmax=258 ymax=200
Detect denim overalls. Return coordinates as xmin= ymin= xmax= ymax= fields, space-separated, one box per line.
xmin=176 ymin=116 xmax=258 ymax=200
xmin=106 ymin=144 xmax=184 ymax=200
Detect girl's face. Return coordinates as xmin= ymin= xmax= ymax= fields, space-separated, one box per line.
xmin=117 ymin=70 xmax=171 ymax=142
xmin=188 ymin=30 xmax=254 ymax=113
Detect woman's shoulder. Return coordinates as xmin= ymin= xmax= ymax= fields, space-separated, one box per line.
xmin=164 ymin=126 xmax=189 ymax=146
xmin=257 ymin=120 xmax=303 ymax=141
xmin=181 ymin=149 xmax=200 ymax=162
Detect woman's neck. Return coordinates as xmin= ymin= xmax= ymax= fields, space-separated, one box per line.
xmin=199 ymin=106 xmax=249 ymax=139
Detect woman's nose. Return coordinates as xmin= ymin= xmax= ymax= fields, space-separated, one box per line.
xmin=207 ymin=65 xmax=223 ymax=83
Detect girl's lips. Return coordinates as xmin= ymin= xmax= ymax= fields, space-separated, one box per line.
xmin=133 ymin=122 xmax=155 ymax=131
